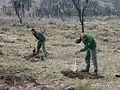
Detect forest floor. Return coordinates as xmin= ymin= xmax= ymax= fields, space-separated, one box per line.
xmin=0 ymin=17 xmax=120 ymax=90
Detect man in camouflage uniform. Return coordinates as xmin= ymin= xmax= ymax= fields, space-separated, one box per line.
xmin=75 ymin=33 xmax=98 ymax=75
xmin=31 ymin=28 xmax=47 ymax=56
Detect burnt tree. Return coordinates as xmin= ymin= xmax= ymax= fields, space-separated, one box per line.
xmin=72 ymin=0 xmax=89 ymax=33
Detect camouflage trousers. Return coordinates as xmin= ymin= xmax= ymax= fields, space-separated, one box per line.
xmin=85 ymin=48 xmax=98 ymax=71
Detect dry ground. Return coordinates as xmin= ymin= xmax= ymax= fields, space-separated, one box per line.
xmin=0 ymin=17 xmax=120 ymax=90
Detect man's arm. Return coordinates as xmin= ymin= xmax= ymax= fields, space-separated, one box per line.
xmin=36 ymin=32 xmax=45 ymax=41
xmin=80 ymin=37 xmax=93 ymax=52
xmin=80 ymin=43 xmax=91 ymax=52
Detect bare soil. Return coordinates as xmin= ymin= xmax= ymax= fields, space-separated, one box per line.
xmin=0 ymin=17 xmax=120 ymax=90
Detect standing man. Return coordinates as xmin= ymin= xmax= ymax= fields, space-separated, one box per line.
xmin=31 ymin=28 xmax=47 ymax=56
xmin=75 ymin=33 xmax=98 ymax=75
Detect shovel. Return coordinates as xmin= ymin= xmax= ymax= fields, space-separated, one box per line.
xmin=73 ymin=59 xmax=77 ymax=72
xmin=72 ymin=44 xmax=78 ymax=72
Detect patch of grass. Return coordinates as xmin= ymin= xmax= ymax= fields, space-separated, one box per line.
xmin=25 ymin=23 xmax=36 ymax=28
xmin=11 ymin=23 xmax=26 ymax=27
xmin=61 ymin=33 xmax=75 ymax=39
xmin=0 ymin=49 xmax=3 ymax=55
xmin=4 ymin=40 xmax=15 ymax=43
xmin=52 ymin=43 xmax=74 ymax=47
xmin=0 ymin=64 xmax=31 ymax=74
xmin=48 ymin=21 xmax=57 ymax=25
xmin=6 ymin=48 xmax=19 ymax=56
xmin=16 ymin=38 xmax=28 ymax=42
xmin=5 ymin=65 xmax=31 ymax=74
xmin=0 ymin=64 xmax=38 ymax=83
xmin=1 ymin=27 xmax=10 ymax=32
xmin=75 ymin=79 xmax=91 ymax=90
xmin=88 ymin=25 xmax=97 ymax=30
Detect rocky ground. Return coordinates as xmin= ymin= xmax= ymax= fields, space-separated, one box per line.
xmin=0 ymin=17 xmax=120 ymax=90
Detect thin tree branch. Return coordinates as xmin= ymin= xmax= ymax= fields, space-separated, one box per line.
xmin=78 ymin=10 xmax=82 ymax=22
xmin=72 ymin=0 xmax=82 ymax=22
xmin=72 ymin=0 xmax=89 ymax=33
xmin=81 ymin=0 xmax=89 ymax=22
xmin=72 ymin=0 xmax=81 ymax=11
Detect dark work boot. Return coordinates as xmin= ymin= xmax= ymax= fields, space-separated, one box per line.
xmin=91 ymin=69 xmax=98 ymax=76
xmin=94 ymin=69 xmax=98 ymax=75
xmin=41 ymin=56 xmax=44 ymax=61
xmin=80 ymin=68 xmax=89 ymax=73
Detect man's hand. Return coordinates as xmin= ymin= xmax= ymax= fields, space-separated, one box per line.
xmin=75 ymin=38 xmax=82 ymax=44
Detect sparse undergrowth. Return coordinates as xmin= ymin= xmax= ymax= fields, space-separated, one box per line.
xmin=0 ymin=18 xmax=120 ymax=90
xmin=0 ymin=64 xmax=38 ymax=85
xmin=0 ymin=49 xmax=3 ymax=55
xmin=75 ymin=79 xmax=91 ymax=90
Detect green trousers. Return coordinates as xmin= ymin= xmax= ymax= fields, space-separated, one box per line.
xmin=37 ymin=40 xmax=46 ymax=55
xmin=85 ymin=48 xmax=98 ymax=71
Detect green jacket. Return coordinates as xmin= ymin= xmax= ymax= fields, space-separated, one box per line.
xmin=80 ymin=34 xmax=96 ymax=52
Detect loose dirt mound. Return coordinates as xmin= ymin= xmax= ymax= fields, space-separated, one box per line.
xmin=60 ymin=69 xmax=104 ymax=79
xmin=0 ymin=74 xmax=75 ymax=90
xmin=24 ymin=54 xmax=44 ymax=62
xmin=24 ymin=49 xmax=45 ymax=62
xmin=0 ymin=74 xmax=38 ymax=90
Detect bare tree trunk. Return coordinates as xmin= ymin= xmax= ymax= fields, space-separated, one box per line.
xmin=78 ymin=10 xmax=84 ymax=33
xmin=72 ymin=0 xmax=89 ymax=33
xmin=81 ymin=21 xmax=84 ymax=33
xmin=17 ymin=14 xmax=23 ymax=23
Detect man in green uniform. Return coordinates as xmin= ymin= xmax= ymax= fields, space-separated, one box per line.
xmin=75 ymin=33 xmax=98 ymax=75
xmin=31 ymin=28 xmax=47 ymax=56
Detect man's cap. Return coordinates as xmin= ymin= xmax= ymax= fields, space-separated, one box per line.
xmin=80 ymin=33 xmax=88 ymax=41
xmin=31 ymin=28 xmax=35 ymax=31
